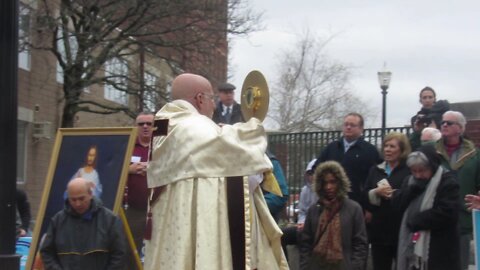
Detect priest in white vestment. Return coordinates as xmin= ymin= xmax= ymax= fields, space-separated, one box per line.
xmin=144 ymin=73 xmax=288 ymax=270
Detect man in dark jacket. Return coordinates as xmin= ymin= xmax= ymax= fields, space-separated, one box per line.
xmin=212 ymin=82 xmax=244 ymax=125
xmin=314 ymin=112 xmax=381 ymax=209
xmin=41 ymin=177 xmax=126 ymax=270
xmin=16 ymin=188 xmax=31 ymax=237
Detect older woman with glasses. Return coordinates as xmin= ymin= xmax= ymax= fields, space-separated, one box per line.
xmin=394 ymin=144 xmax=460 ymax=270
xmin=364 ymin=132 xmax=412 ymax=270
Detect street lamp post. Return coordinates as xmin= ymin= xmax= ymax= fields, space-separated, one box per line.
xmin=0 ymin=0 xmax=21 ymax=269
xmin=377 ymin=68 xmax=392 ymax=138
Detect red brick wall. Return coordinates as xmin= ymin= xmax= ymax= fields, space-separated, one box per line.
xmin=466 ymin=120 xmax=480 ymax=147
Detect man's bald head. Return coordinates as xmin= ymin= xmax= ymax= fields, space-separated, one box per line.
xmin=171 ymin=73 xmax=212 ymax=100
xmin=67 ymin=178 xmax=91 ymax=194
xmin=67 ymin=178 xmax=93 ymax=214
xmin=171 ymin=73 xmax=216 ymax=118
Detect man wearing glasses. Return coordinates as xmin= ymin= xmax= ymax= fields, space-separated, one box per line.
xmin=125 ymin=112 xmax=155 ymax=260
xmin=144 ymin=73 xmax=287 ymax=270
xmin=313 ymin=112 xmax=381 ymax=210
xmin=436 ymin=110 xmax=480 ymax=270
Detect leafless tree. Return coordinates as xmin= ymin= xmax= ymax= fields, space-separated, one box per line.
xmin=22 ymin=0 xmax=262 ymax=127
xmin=269 ymin=31 xmax=373 ymax=132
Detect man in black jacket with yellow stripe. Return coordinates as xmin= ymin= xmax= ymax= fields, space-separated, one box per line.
xmin=41 ymin=178 xmax=126 ymax=270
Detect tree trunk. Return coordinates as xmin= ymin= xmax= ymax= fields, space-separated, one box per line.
xmin=61 ymin=104 xmax=76 ymax=128
xmin=61 ymin=87 xmax=77 ymax=128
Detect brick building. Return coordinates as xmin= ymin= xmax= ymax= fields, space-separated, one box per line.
xmin=17 ymin=0 xmax=229 ymax=218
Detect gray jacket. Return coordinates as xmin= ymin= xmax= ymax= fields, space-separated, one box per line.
xmin=300 ymin=160 xmax=368 ymax=270
xmin=299 ymin=198 xmax=368 ymax=270
xmin=297 ymin=182 xmax=318 ymax=224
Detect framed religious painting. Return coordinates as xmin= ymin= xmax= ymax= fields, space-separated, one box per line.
xmin=26 ymin=127 xmax=137 ymax=270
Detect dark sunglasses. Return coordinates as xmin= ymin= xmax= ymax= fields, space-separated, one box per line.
xmin=137 ymin=122 xmax=153 ymax=126
xmin=441 ymin=120 xmax=457 ymax=126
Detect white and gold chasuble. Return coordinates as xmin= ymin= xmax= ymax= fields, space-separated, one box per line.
xmin=145 ymin=100 xmax=289 ymax=270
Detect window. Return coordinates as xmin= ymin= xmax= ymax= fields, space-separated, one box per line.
xmin=143 ymin=72 xmax=158 ymax=112
xmin=104 ymin=58 xmax=129 ymax=105
xmin=18 ymin=4 xmax=31 ymax=70
xmin=17 ymin=121 xmax=28 ymax=184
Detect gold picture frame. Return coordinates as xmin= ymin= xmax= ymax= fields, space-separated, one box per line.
xmin=26 ymin=127 xmax=138 ymax=270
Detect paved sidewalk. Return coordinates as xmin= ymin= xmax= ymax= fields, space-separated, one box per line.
xmin=286 ymin=244 xmax=476 ymax=270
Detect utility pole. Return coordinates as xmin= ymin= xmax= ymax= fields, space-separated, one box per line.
xmin=0 ymin=0 xmax=21 ymax=268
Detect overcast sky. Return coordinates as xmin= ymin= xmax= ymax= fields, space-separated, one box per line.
xmin=228 ymin=0 xmax=480 ymax=129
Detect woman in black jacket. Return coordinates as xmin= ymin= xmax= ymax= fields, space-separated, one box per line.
xmin=364 ymin=132 xmax=412 ymax=270
xmin=395 ymin=145 xmax=460 ymax=270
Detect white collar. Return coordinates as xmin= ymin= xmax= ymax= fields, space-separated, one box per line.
xmin=222 ymin=104 xmax=233 ymax=115
xmin=343 ymin=138 xmax=358 ymax=152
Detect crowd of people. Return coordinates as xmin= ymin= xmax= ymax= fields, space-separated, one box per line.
xmin=284 ymin=86 xmax=480 ymax=270
xmin=32 ymin=78 xmax=480 ymax=270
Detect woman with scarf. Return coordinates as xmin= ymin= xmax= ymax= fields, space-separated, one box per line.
xmin=299 ymin=161 xmax=368 ymax=270
xmin=364 ymin=132 xmax=411 ymax=270
xmin=394 ymin=144 xmax=460 ymax=270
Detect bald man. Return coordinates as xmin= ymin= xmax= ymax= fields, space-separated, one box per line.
xmin=41 ymin=178 xmax=126 ymax=269
xmin=145 ymin=73 xmax=288 ymax=270
xmin=421 ymin=127 xmax=442 ymax=145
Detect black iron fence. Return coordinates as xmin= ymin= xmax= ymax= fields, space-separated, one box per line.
xmin=267 ymin=126 xmax=412 ymax=222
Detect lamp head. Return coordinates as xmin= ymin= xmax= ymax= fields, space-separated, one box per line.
xmin=377 ymin=70 xmax=392 ymax=90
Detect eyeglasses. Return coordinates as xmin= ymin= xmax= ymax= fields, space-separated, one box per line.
xmin=441 ymin=120 xmax=458 ymax=126
xmin=343 ymin=123 xmax=359 ymax=128
xmin=201 ymin=92 xmax=217 ymax=101
xmin=137 ymin=122 xmax=153 ymax=126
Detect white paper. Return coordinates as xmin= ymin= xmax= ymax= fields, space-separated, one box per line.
xmin=377 ymin=178 xmax=390 ymax=187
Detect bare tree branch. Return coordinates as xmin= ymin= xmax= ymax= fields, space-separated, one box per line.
xmin=269 ymin=31 xmax=373 ymax=132
xmin=22 ymin=0 xmax=262 ymax=127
